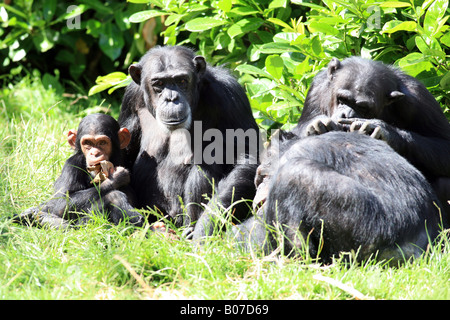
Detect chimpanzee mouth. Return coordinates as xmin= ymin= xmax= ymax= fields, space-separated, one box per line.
xmin=160 ymin=116 xmax=190 ymax=130
xmin=161 ymin=118 xmax=186 ymax=125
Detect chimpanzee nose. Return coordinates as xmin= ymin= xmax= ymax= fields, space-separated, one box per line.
xmin=90 ymin=148 xmax=102 ymax=158
xmin=165 ymin=89 xmax=179 ymax=102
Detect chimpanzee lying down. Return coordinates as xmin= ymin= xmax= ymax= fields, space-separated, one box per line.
xmin=13 ymin=114 xmax=144 ymax=228
xmin=294 ymin=56 xmax=450 ymax=224
xmin=233 ymin=131 xmax=443 ymax=265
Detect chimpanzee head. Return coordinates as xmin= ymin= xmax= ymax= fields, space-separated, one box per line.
xmin=327 ymin=57 xmax=405 ymax=120
xmin=128 ymin=46 xmax=206 ymax=131
xmin=67 ymin=113 xmax=131 ymax=167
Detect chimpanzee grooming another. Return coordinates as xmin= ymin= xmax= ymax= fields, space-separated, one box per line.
xmin=118 ymin=46 xmax=259 ymax=238
xmin=14 ymin=114 xmax=144 ymax=228
xmin=293 ymin=57 xmax=450 ymax=224
xmin=234 ymin=130 xmax=442 ymax=265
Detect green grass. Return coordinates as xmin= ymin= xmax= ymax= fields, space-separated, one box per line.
xmin=0 ymin=76 xmax=449 ymax=300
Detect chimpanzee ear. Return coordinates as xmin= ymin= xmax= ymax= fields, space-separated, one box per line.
xmin=327 ymin=58 xmax=341 ymax=80
xmin=389 ymin=90 xmax=405 ymax=103
xmin=118 ymin=128 xmax=131 ymax=149
xmin=193 ymin=56 xmax=206 ymax=75
xmin=129 ymin=64 xmax=142 ymax=85
xmin=67 ymin=129 xmax=77 ymax=149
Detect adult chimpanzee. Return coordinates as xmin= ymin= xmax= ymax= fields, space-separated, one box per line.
xmin=13 ymin=114 xmax=144 ymax=228
xmin=234 ymin=130 xmax=442 ymax=265
xmin=118 ymin=46 xmax=259 ymax=238
xmin=293 ymin=57 xmax=450 ymax=224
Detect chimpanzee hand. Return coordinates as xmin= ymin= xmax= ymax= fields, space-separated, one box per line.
xmin=109 ymin=166 xmax=130 ymax=189
xmin=305 ymin=116 xmax=344 ymax=137
xmin=338 ymin=118 xmax=389 ymax=141
xmin=101 ymin=166 xmax=130 ymax=191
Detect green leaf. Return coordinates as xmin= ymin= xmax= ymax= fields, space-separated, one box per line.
xmin=63 ymin=4 xmax=89 ymax=20
xmin=0 ymin=6 xmax=7 ymax=22
xmin=230 ymin=6 xmax=259 ymax=16
xmin=415 ymin=35 xmax=442 ymax=55
xmin=259 ymin=42 xmax=299 ymax=54
xmin=165 ymin=14 xmax=185 ymax=26
xmin=89 ymin=83 xmax=114 ymax=96
xmin=440 ymin=72 xmax=450 ymax=90
xmin=265 ymin=55 xmax=284 ymax=81
xmin=378 ymin=1 xmax=411 ymax=8
xmin=11 ymin=48 xmax=26 ymax=62
xmin=423 ymin=0 xmax=448 ymax=36
xmin=43 ymin=0 xmax=57 ymax=21
xmin=79 ymin=0 xmax=114 ymax=14
xmin=86 ymin=19 xmax=102 ymax=37
xmin=382 ymin=20 xmax=417 ymax=34
xmin=99 ymin=24 xmax=124 ymax=61
xmin=269 ymin=0 xmax=287 ymax=9
xmin=127 ymin=0 xmax=154 ymax=3
xmin=273 ymin=32 xmax=300 ymax=43
xmin=89 ymin=72 xmax=129 ymax=96
xmin=129 ymin=10 xmax=167 ymax=23
xmin=310 ymin=36 xmax=323 ymax=57
xmin=32 ymin=31 xmax=55 ymax=53
xmin=267 ymin=102 xmax=292 ymax=111
xmin=218 ymin=0 xmax=232 ymax=12
xmin=236 ymin=64 xmax=272 ymax=79
xmin=185 ymin=17 xmax=227 ymax=32
xmin=440 ymin=32 xmax=450 ymax=48
xmin=268 ymin=18 xmax=292 ymax=31
xmin=108 ymin=78 xmax=132 ymax=94
xmin=227 ymin=18 xmax=263 ymax=38
xmin=308 ymin=21 xmax=339 ymax=35
xmin=42 ymin=73 xmax=64 ymax=94
xmin=396 ymin=52 xmax=434 ymax=77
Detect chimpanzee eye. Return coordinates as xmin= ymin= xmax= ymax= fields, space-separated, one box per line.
xmin=83 ymin=142 xmax=93 ymax=149
xmin=152 ymin=80 xmax=164 ymax=93
xmin=337 ymin=96 xmax=353 ymax=106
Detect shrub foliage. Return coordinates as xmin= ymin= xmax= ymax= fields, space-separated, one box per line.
xmin=2 ymin=0 xmax=450 ymax=129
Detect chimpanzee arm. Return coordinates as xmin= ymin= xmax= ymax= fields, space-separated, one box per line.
xmin=337 ymin=118 xmax=450 ymax=178
xmin=191 ymin=162 xmax=258 ymax=239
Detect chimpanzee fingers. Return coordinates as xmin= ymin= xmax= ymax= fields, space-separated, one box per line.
xmin=315 ymin=120 xmax=328 ymax=134
xmin=370 ymin=126 xmax=382 ymax=139
xmin=337 ymin=118 xmax=354 ymax=125
xmin=349 ymin=120 xmax=363 ymax=132
xmin=306 ymin=118 xmax=325 ymax=136
xmin=11 ymin=207 xmax=39 ymax=226
xmin=110 ymin=167 xmax=131 ymax=189
xmin=307 ymin=118 xmax=341 ymax=136
xmin=359 ymin=121 xmax=375 ymax=136
xmin=182 ymin=226 xmax=195 ymax=239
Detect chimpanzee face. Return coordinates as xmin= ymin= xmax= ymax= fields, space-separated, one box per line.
xmin=326 ymin=58 xmax=405 ymax=120
xmin=67 ymin=113 xmax=131 ymax=168
xmin=80 ymin=134 xmax=112 ymax=167
xmin=129 ymin=48 xmax=206 ymax=131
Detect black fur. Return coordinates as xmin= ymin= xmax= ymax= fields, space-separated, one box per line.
xmin=235 ymin=131 xmax=442 ymax=264
xmin=118 ymin=46 xmax=260 ymax=238
xmin=293 ymin=57 xmax=450 ymax=224
xmin=13 ymin=114 xmax=143 ymax=228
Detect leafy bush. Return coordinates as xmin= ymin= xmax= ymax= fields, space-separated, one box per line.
xmin=0 ymin=0 xmax=148 ymax=92
xmin=90 ymin=0 xmax=450 ymax=130
xmin=3 ymin=1 xmax=448 ymax=129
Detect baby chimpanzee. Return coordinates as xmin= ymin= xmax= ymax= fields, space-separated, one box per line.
xmin=14 ymin=113 xmax=144 ymax=228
